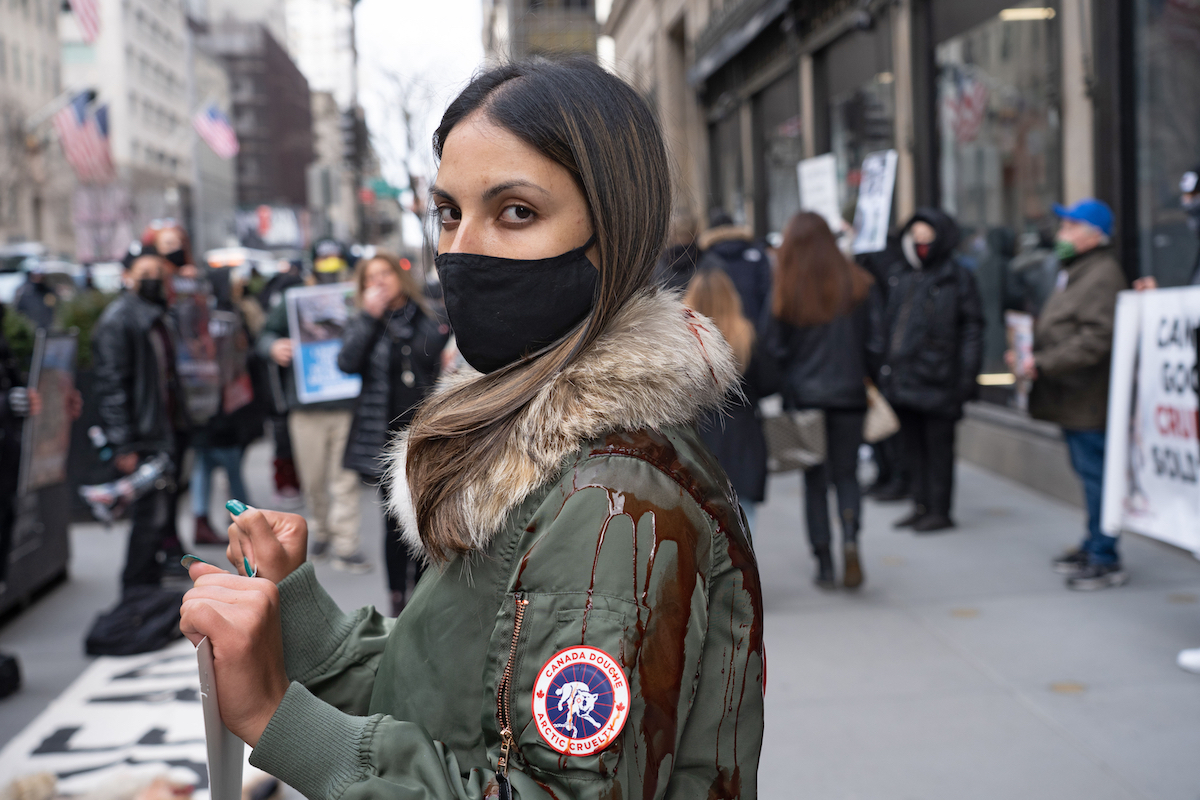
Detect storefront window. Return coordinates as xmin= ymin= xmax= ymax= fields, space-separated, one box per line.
xmin=1136 ymin=0 xmax=1200 ymax=286
xmin=708 ymin=112 xmax=746 ymax=224
xmin=830 ymin=74 xmax=896 ymax=223
xmin=937 ymin=0 xmax=1062 ymax=379
xmin=753 ymin=70 xmax=803 ymax=237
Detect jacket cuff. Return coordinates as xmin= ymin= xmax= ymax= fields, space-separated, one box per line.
xmin=250 ymin=682 xmax=375 ymax=800
xmin=277 ymin=562 xmax=362 ymax=682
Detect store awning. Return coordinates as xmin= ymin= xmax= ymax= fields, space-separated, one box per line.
xmin=687 ymin=0 xmax=792 ymax=87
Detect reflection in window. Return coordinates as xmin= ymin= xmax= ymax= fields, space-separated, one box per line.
xmin=708 ymin=110 xmax=745 ymax=225
xmin=937 ymin=1 xmax=1062 ymax=378
xmin=831 ymin=73 xmax=896 ymax=224
xmin=1136 ymin=0 xmax=1200 ymax=285
xmin=754 ymin=70 xmax=803 ymax=238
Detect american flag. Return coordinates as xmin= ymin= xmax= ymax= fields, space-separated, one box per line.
xmin=67 ymin=0 xmax=101 ymax=43
xmin=193 ymin=103 xmax=239 ymax=160
xmin=53 ymin=93 xmax=115 ymax=184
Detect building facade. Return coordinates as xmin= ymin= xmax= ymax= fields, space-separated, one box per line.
xmin=607 ymin=0 xmax=1199 ymax=503
xmin=190 ymin=42 xmax=238 ymax=255
xmin=307 ymin=90 xmax=357 ymax=242
xmin=198 ymin=20 xmax=313 ymax=211
xmin=284 ymin=0 xmax=355 ymax=110
xmin=484 ymin=0 xmax=599 ymax=61
xmin=0 ymin=0 xmax=73 ymax=255
xmin=61 ymin=0 xmax=195 ymax=259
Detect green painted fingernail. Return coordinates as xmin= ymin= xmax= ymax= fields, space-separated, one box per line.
xmin=226 ymin=499 xmax=248 ymax=515
xmin=180 ymin=554 xmax=211 ymax=568
xmin=243 ymin=556 xmax=257 ymax=578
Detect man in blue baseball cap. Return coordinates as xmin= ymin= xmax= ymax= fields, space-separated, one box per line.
xmin=1008 ymin=197 xmax=1129 ymax=590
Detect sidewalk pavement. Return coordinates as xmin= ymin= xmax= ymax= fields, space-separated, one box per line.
xmin=1 ymin=441 xmax=1198 ymax=798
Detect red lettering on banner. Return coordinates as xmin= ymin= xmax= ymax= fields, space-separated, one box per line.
xmin=1155 ymin=405 xmax=1199 ymax=440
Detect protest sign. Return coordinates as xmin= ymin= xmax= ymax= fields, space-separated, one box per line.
xmin=1102 ymin=287 xmax=1200 ymax=556
xmin=19 ymin=331 xmax=77 ymax=494
xmin=851 ymin=149 xmax=898 ymax=254
xmin=1005 ymin=311 xmax=1034 ymax=411
xmin=172 ymin=277 xmax=221 ymax=425
xmin=797 ymin=153 xmax=842 ymax=235
xmin=285 ymin=282 xmax=362 ymax=404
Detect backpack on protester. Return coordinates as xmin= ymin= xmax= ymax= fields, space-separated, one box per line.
xmin=84 ymin=585 xmax=185 ymax=656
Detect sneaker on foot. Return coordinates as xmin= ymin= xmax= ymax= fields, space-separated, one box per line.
xmin=1177 ymin=647 xmax=1200 ymax=674
xmin=310 ymin=540 xmax=330 ymax=560
xmin=842 ymin=542 xmax=863 ymax=590
xmin=813 ymin=549 xmax=835 ymax=590
xmin=1066 ymin=561 xmax=1128 ymax=591
xmin=332 ymin=551 xmax=373 ymax=574
xmin=893 ymin=508 xmax=926 ymax=529
xmin=871 ymin=483 xmax=910 ymax=502
xmin=912 ymin=513 xmax=955 ymax=533
xmin=1052 ymin=549 xmax=1089 ymax=575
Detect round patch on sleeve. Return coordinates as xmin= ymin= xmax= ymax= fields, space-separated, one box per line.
xmin=531 ymin=646 xmax=631 ymax=755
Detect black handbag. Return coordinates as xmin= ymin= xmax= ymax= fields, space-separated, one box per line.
xmin=85 ymin=585 xmax=185 ymax=656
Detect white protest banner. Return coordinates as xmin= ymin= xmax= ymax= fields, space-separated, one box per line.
xmin=285 ymin=282 xmax=362 ymax=404
xmin=797 ymin=153 xmax=842 ymax=235
xmin=0 ymin=639 xmax=267 ymax=798
xmin=1102 ymin=287 xmax=1200 ymax=557
xmin=851 ymin=149 xmax=898 ymax=254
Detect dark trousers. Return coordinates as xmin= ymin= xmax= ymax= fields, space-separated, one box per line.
xmin=1063 ymin=428 xmax=1119 ymax=565
xmin=896 ymin=409 xmax=957 ymax=518
xmin=384 ymin=510 xmax=425 ymax=603
xmin=270 ymin=413 xmax=293 ymax=460
xmin=124 ymin=484 xmax=177 ymax=588
xmin=803 ymin=409 xmax=865 ymax=552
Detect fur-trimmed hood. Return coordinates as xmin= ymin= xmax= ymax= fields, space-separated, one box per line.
xmin=384 ymin=289 xmax=739 ymax=560
xmin=698 ymin=224 xmax=754 ymax=251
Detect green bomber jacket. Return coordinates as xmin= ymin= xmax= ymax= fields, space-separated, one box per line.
xmin=247 ymin=290 xmax=766 ymax=800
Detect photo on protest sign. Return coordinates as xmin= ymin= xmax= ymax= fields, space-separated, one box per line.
xmin=19 ymin=331 xmax=77 ymax=495
xmin=851 ymin=149 xmax=898 ymax=255
xmin=285 ymin=282 xmax=362 ymax=404
xmin=173 ymin=276 xmax=221 ymax=425
xmin=1102 ymin=287 xmax=1200 ymax=557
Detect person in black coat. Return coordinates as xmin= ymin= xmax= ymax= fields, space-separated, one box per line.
xmin=774 ymin=212 xmax=884 ymax=589
xmin=697 ymin=209 xmax=773 ymax=329
xmin=338 ymin=253 xmax=450 ymax=614
xmin=879 ymin=208 xmax=984 ymax=532
xmin=686 ymin=268 xmax=780 ymax=533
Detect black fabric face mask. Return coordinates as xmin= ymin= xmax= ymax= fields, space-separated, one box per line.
xmin=137 ymin=278 xmax=167 ymax=306
xmin=435 ymin=236 xmax=598 ymax=374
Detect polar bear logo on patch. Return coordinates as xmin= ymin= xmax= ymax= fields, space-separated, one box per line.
xmin=554 ymin=681 xmax=602 ymax=737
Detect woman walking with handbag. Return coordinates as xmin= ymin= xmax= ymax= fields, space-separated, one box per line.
xmin=774 ymin=212 xmax=884 ymax=589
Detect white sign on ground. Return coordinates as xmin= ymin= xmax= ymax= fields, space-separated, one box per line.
xmin=797 ymin=153 xmax=842 ymax=235
xmin=1103 ymin=287 xmax=1200 ymax=557
xmin=0 ymin=639 xmax=261 ymax=798
xmin=851 ymin=149 xmax=898 ymax=255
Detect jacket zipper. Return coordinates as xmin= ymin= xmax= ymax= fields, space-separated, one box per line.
xmin=496 ymin=592 xmax=529 ymax=790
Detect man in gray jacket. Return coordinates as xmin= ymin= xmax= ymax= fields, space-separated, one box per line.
xmin=1011 ymin=199 xmax=1129 ymax=590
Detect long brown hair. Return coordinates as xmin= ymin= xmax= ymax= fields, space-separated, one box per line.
xmin=683 ymin=269 xmax=754 ymax=373
xmin=354 ymin=252 xmax=430 ymax=316
xmin=773 ymin=211 xmax=874 ymax=328
xmin=405 ymin=57 xmax=671 ymax=562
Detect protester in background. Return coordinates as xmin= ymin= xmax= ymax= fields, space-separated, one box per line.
xmin=686 ymin=268 xmax=779 ymax=534
xmin=698 ymin=208 xmax=773 ymax=328
xmin=338 ymin=253 xmax=449 ymax=614
xmin=1014 ymin=199 xmax=1129 ymax=590
xmin=13 ymin=265 xmax=56 ymax=330
xmin=92 ymin=252 xmax=188 ymax=589
xmin=880 ymin=209 xmax=984 ymax=533
xmin=774 ymin=211 xmax=884 ymax=589
xmin=257 ymin=259 xmax=305 ymax=508
xmin=1007 ymin=219 xmax=1061 ymax=317
xmin=143 ymin=219 xmax=196 ymax=279
xmin=188 ymin=267 xmax=261 ymax=545
xmin=0 ymin=302 xmax=41 ymax=591
xmin=651 ymin=208 xmax=700 ymax=292
xmin=256 ymin=261 xmax=367 ymax=573
xmin=1134 ymin=165 xmax=1200 ymax=290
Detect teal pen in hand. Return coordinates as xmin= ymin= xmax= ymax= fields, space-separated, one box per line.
xmin=226 ymin=500 xmax=257 ymax=578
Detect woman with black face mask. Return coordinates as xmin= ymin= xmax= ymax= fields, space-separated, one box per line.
xmin=180 ymin=57 xmax=764 ymax=800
